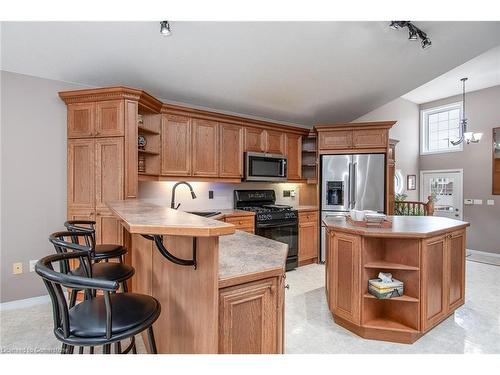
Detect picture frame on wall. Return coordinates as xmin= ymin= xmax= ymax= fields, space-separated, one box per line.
xmin=407 ymin=175 xmax=416 ymax=190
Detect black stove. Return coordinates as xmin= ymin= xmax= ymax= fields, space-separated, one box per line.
xmin=234 ymin=190 xmax=298 ymax=270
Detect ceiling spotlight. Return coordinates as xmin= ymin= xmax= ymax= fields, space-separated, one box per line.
xmin=160 ymin=21 xmax=172 ymax=36
xmin=389 ymin=21 xmax=431 ymax=49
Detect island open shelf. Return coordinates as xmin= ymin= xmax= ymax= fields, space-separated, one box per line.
xmin=324 ymin=215 xmax=469 ymax=344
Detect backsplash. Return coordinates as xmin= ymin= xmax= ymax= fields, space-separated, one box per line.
xmin=138 ymin=181 xmax=301 ymax=211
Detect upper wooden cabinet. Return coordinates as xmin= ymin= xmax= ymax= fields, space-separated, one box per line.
xmin=192 ymin=119 xmax=219 ymax=177
xmin=95 ymin=137 xmax=124 ymax=209
xmin=244 ymin=127 xmax=266 ymax=152
xmin=219 ymin=123 xmax=243 ymax=178
xmin=266 ymin=130 xmax=286 ymax=154
xmin=318 ymin=130 xmax=352 ymax=150
xmin=161 ymin=114 xmax=192 ymax=176
xmin=67 ymin=138 xmax=95 ymax=210
xmin=352 ymin=129 xmax=387 ymax=149
xmin=68 ymin=100 xmax=125 ymax=138
xmin=286 ymin=133 xmax=302 ymax=180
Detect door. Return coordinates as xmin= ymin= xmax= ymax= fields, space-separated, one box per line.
xmin=420 ymin=170 xmax=463 ymax=219
xmin=192 ymin=119 xmax=219 ymax=177
xmin=219 ymin=278 xmax=279 ymax=354
xmin=244 ymin=127 xmax=266 ymax=152
xmin=286 ymin=133 xmax=302 ymax=180
xmin=67 ymin=103 xmax=95 ymax=138
xmin=95 ymin=100 xmax=124 ymax=137
xmin=219 ymin=123 xmax=243 ymax=178
xmin=352 ymin=154 xmax=385 ymax=212
xmin=266 ymin=130 xmax=285 ymax=154
xmin=95 ymin=138 xmax=124 ymax=209
xmin=321 ymin=155 xmax=351 ymax=211
xmin=67 ymin=138 xmax=95 ymax=210
xmin=161 ymin=114 xmax=192 ymax=176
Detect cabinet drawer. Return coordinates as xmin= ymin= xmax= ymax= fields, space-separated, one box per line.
xmin=225 ymin=216 xmax=255 ymax=229
xmin=299 ymin=211 xmax=318 ymax=224
xmin=352 ymin=129 xmax=387 ymax=148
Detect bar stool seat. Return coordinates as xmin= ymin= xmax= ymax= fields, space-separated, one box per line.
xmin=68 ymin=293 xmax=160 ymax=338
xmin=70 ymin=262 xmax=134 ymax=284
xmin=94 ymin=244 xmax=127 ymax=262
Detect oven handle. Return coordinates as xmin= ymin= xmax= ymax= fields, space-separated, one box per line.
xmin=256 ymin=221 xmax=298 ymax=229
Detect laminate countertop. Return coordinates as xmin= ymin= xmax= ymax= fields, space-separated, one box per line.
xmin=107 ymin=199 xmax=235 ymax=237
xmin=218 ymin=230 xmax=288 ymax=288
xmin=323 ymin=215 xmax=469 ymax=238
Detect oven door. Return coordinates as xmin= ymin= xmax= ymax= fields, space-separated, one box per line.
xmin=245 ymin=152 xmax=287 ymax=182
xmin=255 ymin=221 xmax=298 ymax=270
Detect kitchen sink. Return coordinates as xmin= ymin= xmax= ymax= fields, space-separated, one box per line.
xmin=186 ymin=211 xmax=221 ymax=218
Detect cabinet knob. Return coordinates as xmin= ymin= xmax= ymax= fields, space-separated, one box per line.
xmin=285 ymin=284 xmax=290 ymax=290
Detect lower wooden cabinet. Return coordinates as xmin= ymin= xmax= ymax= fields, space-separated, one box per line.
xmin=223 ymin=215 xmax=255 ymax=233
xmin=218 ymin=276 xmax=284 ymax=354
xmin=95 ymin=208 xmax=123 ymax=245
xmin=298 ymin=210 xmax=318 ymax=265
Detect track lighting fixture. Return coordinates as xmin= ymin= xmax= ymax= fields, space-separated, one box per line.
xmin=389 ymin=21 xmax=431 ymax=49
xmin=160 ymin=21 xmax=172 ymax=36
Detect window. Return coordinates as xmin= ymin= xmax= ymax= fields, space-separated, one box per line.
xmin=421 ymin=103 xmax=462 ymax=155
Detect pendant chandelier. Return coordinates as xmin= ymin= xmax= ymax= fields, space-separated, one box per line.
xmin=451 ymin=78 xmax=482 ymax=145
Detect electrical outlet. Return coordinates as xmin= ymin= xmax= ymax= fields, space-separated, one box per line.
xmin=464 ymin=199 xmax=473 ymax=205
xmin=473 ymin=199 xmax=483 ymax=205
xmin=283 ymin=190 xmax=291 ymax=197
xmin=208 ymin=190 xmax=214 ymax=199
xmin=487 ymin=199 xmax=495 ymax=206
xmin=290 ymin=190 xmax=296 ymax=197
xmin=29 ymin=260 xmax=38 ymax=272
xmin=13 ymin=262 xmax=23 ymax=275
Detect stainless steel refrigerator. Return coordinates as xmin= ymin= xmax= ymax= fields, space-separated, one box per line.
xmin=320 ymin=154 xmax=385 ymax=262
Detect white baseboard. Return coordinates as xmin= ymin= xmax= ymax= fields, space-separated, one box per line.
xmin=467 ymin=249 xmax=500 ymax=258
xmin=0 ymin=294 xmax=51 ymax=311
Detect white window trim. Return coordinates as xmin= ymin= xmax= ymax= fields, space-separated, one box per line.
xmin=420 ymin=102 xmax=463 ymax=156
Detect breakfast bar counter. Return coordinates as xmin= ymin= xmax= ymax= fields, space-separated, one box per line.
xmin=323 ymin=215 xmax=469 ymax=344
xmin=107 ymin=199 xmax=287 ymax=354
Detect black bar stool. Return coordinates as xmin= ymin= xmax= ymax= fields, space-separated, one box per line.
xmin=64 ymin=220 xmax=127 ymax=263
xmin=35 ymin=251 xmax=160 ymax=354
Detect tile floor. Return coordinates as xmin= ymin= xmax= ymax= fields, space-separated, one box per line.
xmin=1 ymin=260 xmax=499 ymax=354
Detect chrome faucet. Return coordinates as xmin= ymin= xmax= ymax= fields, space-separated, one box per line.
xmin=170 ymin=181 xmax=197 ymax=209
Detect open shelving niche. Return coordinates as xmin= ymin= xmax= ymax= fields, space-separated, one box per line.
xmin=361 ymin=237 xmax=421 ymax=333
xmin=301 ymin=132 xmax=317 ymax=183
xmin=137 ymin=105 xmax=161 ymax=179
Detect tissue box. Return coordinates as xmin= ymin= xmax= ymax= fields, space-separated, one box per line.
xmin=368 ymin=278 xmax=404 ymax=299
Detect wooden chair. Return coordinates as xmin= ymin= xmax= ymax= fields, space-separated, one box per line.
xmin=394 ymin=196 xmax=434 ymax=216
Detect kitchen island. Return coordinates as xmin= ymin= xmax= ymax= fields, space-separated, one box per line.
xmin=324 ymin=215 xmax=469 ymax=344
xmin=107 ymin=200 xmax=288 ymax=354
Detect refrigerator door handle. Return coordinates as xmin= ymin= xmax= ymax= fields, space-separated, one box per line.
xmin=352 ymin=162 xmax=357 ymax=208
xmin=347 ymin=162 xmax=352 ymax=209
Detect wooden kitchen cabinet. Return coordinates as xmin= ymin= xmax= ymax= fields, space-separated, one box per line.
xmin=352 ymin=128 xmax=387 ymax=149
xmin=244 ymin=127 xmax=266 ymax=152
xmin=67 ymin=138 xmax=95 ymax=210
xmin=447 ymin=230 xmax=466 ymax=311
xmin=219 ymin=277 xmax=283 ymax=354
xmin=192 ymin=119 xmax=219 ymax=177
xmin=266 ymin=130 xmax=286 ymax=154
xmin=328 ymin=230 xmax=361 ymax=324
xmin=95 ymin=137 xmax=124 ymax=209
xmin=67 ymin=103 xmax=95 ymax=138
xmin=387 ymin=139 xmax=398 ymax=215
xmin=161 ymin=114 xmax=192 ymax=176
xmin=318 ymin=130 xmax=352 ymax=150
xmin=219 ymin=123 xmax=243 ymax=178
xmin=298 ymin=210 xmax=318 ymax=265
xmin=95 ymin=100 xmax=125 ymax=137
xmin=286 ymin=133 xmax=302 ymax=180
xmin=223 ymin=215 xmax=255 ymax=233
xmin=95 ymin=208 xmax=123 ymax=245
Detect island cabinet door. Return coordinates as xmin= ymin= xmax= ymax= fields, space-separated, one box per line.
xmin=161 ymin=114 xmax=192 ymax=176
xmin=330 ymin=232 xmax=361 ymax=324
xmin=219 ymin=277 xmax=280 ymax=354
xmin=447 ymin=230 xmax=466 ymax=311
xmin=422 ymin=235 xmax=447 ymax=331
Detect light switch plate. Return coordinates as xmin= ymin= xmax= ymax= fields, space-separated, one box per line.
xmin=487 ymin=199 xmax=495 ymax=205
xmin=29 ymin=260 xmax=38 ymax=272
xmin=473 ymin=199 xmax=483 ymax=205
xmin=464 ymin=199 xmax=473 ymax=205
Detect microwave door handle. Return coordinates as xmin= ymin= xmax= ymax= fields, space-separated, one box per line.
xmin=281 ymin=160 xmax=287 ymax=177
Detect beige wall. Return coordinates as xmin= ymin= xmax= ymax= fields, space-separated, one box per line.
xmin=0 ymin=71 xmax=88 ymax=303
xmin=419 ymin=85 xmax=500 ymax=254
xmin=354 ymin=97 xmax=421 ymax=201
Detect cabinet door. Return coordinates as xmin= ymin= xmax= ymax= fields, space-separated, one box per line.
xmin=95 ymin=100 xmax=124 ymax=137
xmin=161 ymin=114 xmax=192 ymax=176
xmin=299 ymin=221 xmax=318 ymax=262
xmin=219 ymin=277 xmax=279 ymax=354
xmin=219 ymin=123 xmax=243 ymax=178
xmin=352 ymin=129 xmax=387 ymax=149
xmin=330 ymin=232 xmax=360 ymax=324
xmin=318 ymin=130 xmax=352 ymax=150
xmin=387 ymin=163 xmax=395 ymax=215
xmin=68 ymin=103 xmax=95 ymax=138
xmin=95 ymin=138 xmax=124 ymax=209
xmin=447 ymin=230 xmax=466 ymax=311
xmin=266 ymin=130 xmax=285 ymax=154
xmin=422 ymin=235 xmax=447 ymax=331
xmin=244 ymin=127 xmax=266 ymax=152
xmin=286 ymin=133 xmax=302 ymax=180
xmin=95 ymin=208 xmax=123 ymax=245
xmin=192 ymin=119 xmax=219 ymax=177
xmin=68 ymin=138 xmax=95 ymax=210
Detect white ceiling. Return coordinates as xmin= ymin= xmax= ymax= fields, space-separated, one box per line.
xmin=402 ymin=45 xmax=500 ymax=104
xmin=1 ymin=22 xmax=500 ymax=126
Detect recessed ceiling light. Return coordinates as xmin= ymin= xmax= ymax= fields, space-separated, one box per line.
xmin=160 ymin=21 xmax=172 ymax=36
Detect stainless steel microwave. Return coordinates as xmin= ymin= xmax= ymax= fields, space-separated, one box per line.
xmin=245 ymin=152 xmax=288 ymax=182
